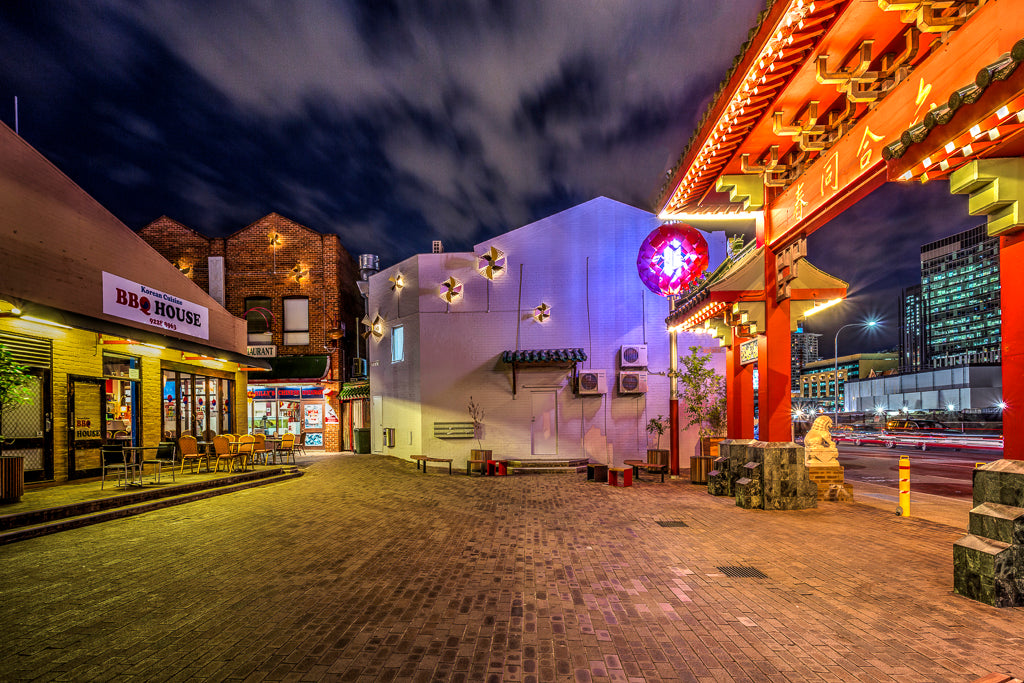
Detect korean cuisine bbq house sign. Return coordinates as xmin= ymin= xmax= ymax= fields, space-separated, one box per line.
xmin=102 ymin=271 xmax=210 ymax=340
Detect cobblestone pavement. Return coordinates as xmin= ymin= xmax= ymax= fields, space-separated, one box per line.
xmin=1 ymin=453 xmax=1021 ymax=682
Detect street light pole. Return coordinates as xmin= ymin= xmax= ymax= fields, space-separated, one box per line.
xmin=833 ymin=320 xmax=879 ymax=426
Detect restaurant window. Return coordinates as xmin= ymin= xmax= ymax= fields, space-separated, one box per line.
xmin=161 ymin=369 xmax=234 ymax=440
xmin=391 ymin=325 xmax=404 ymax=363
xmin=283 ymin=297 xmax=309 ymax=346
xmin=103 ymin=353 xmax=140 ymax=446
xmin=245 ymin=296 xmax=273 ymax=344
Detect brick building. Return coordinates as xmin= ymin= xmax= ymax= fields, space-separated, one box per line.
xmin=138 ymin=214 xmax=363 ymax=451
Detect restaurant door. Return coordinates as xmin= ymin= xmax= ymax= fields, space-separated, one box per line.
xmin=1 ymin=368 xmax=53 ymax=482
xmin=67 ymin=376 xmax=105 ymax=479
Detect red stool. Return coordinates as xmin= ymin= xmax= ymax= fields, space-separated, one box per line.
xmin=608 ymin=466 xmax=632 ymax=487
xmin=486 ymin=460 xmax=507 ymax=476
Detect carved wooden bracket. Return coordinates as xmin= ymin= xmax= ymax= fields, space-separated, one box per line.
xmin=773 ymin=101 xmax=829 ymax=151
xmin=775 ymin=238 xmax=807 ymax=302
xmin=878 ymin=0 xmax=971 ymax=33
xmin=741 ymin=146 xmax=790 ymax=188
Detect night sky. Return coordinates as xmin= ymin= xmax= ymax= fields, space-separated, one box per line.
xmin=0 ymin=1 xmax=983 ymax=356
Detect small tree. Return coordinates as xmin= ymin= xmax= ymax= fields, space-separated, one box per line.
xmin=467 ymin=396 xmax=485 ymax=449
xmin=678 ymin=346 xmax=727 ymax=438
xmin=0 ymin=344 xmax=33 ymax=457
xmin=646 ymin=415 xmax=668 ymax=449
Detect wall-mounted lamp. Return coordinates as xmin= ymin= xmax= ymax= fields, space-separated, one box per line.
xmin=19 ymin=315 xmax=72 ymax=329
xmin=290 ymin=263 xmax=309 ymax=283
xmin=361 ymin=314 xmax=385 ymax=342
xmin=533 ymin=303 xmax=552 ymax=322
xmin=440 ymin=276 xmax=463 ymax=303
xmin=269 ymin=232 xmax=281 ymax=247
xmin=477 ymin=246 xmax=506 ymax=280
xmin=174 ymin=260 xmax=192 ymax=276
xmin=389 ymin=273 xmax=405 ymax=291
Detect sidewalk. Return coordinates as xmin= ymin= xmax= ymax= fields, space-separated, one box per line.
xmin=0 ymin=452 xmax=1021 ymax=682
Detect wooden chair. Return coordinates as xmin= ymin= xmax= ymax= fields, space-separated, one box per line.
xmin=252 ymin=433 xmax=273 ymax=466
xmin=235 ymin=434 xmax=256 ymax=471
xmin=178 ymin=435 xmax=209 ymax=474
xmin=212 ymin=435 xmax=235 ymax=472
xmin=276 ymin=433 xmax=296 ymax=465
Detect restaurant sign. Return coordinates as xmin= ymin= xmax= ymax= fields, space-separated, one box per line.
xmin=740 ymin=338 xmax=758 ymax=365
xmin=102 ymin=272 xmax=209 ymax=340
xmin=247 ymin=345 xmax=277 ymax=358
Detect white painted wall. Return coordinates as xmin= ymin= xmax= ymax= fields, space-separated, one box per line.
xmin=367 ymin=197 xmax=731 ymax=470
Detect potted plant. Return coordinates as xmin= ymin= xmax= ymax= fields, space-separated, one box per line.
xmin=645 ymin=414 xmax=669 ymax=467
xmin=0 ymin=343 xmax=33 ymax=503
xmin=678 ymin=346 xmax=727 ymax=483
xmin=467 ymin=396 xmax=491 ymax=469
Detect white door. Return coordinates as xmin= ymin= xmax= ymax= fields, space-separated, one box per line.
xmin=371 ymin=395 xmax=383 ymax=453
xmin=531 ymin=390 xmax=557 ymax=455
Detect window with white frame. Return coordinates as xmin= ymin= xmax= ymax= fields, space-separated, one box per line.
xmin=283 ymin=297 xmax=309 ymax=346
xmin=391 ymin=325 xmax=404 ymax=363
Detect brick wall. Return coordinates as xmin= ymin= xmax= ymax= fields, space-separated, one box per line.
xmin=138 ymin=212 xmax=364 ymax=451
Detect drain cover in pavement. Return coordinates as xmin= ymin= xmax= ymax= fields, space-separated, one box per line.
xmin=656 ymin=521 xmax=689 ymax=527
xmin=716 ymin=565 xmax=768 ymax=578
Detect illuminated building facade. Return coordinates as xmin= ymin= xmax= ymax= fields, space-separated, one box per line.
xmin=798 ymin=353 xmax=898 ymax=414
xmin=899 ymin=284 xmax=924 ymax=373
xmin=920 ymin=225 xmax=1000 ymax=368
xmin=365 ymin=197 xmax=733 ymax=472
xmin=790 ymin=329 xmax=821 ymax=391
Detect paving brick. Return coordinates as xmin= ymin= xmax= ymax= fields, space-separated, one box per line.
xmin=2 ymin=454 xmax=1024 ymax=682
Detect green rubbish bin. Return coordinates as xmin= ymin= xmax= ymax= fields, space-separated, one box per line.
xmin=353 ymin=428 xmax=370 ymax=454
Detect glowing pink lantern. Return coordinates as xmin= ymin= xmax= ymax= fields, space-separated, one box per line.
xmin=636 ymin=224 xmax=709 ymax=297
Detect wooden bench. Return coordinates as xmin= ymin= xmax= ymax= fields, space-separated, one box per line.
xmin=411 ymin=455 xmax=453 ymax=475
xmin=608 ymin=466 xmax=632 ymax=487
xmin=466 ymin=458 xmax=488 ymax=475
xmin=623 ymin=459 xmax=668 ymax=483
xmin=587 ymin=463 xmax=609 ymax=482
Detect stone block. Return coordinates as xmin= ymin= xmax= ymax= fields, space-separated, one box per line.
xmin=973 ymin=459 xmax=1024 ymax=508
xmin=735 ymin=462 xmax=762 ymax=510
xmin=968 ymin=502 xmax=1024 ymax=546
xmin=707 ymin=456 xmax=731 ymax=496
xmin=717 ymin=439 xmax=757 ymax=495
xmin=954 ymin=534 xmax=1020 ymax=607
xmin=752 ymin=441 xmax=817 ymax=511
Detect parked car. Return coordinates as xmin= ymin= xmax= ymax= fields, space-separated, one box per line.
xmin=884 ymin=419 xmax=950 ymax=435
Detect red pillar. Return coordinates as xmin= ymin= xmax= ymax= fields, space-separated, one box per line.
xmin=758 ymin=243 xmax=793 ymax=442
xmin=1002 ymin=232 xmax=1024 ymax=460
xmin=726 ymin=342 xmax=755 ymax=438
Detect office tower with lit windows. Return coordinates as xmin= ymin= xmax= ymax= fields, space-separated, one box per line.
xmin=920 ymin=225 xmax=1000 ymax=368
xmin=791 ymin=328 xmax=821 ymax=390
xmin=898 ymin=284 xmax=924 ymax=372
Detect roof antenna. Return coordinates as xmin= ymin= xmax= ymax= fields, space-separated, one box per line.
xmin=14 ymin=96 xmax=19 ymax=135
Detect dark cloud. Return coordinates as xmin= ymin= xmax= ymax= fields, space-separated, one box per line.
xmin=0 ymin=0 xmax=980 ymax=348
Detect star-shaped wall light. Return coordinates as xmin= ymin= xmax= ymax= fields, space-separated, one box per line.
xmin=290 ymin=263 xmax=310 ymax=283
xmin=477 ymin=246 xmax=506 ymax=280
xmin=174 ymin=260 xmax=192 ymax=276
xmin=361 ymin=313 xmax=386 ymax=341
xmin=440 ymin=276 xmax=463 ymax=303
xmin=389 ymin=273 xmax=404 ymax=291
xmin=533 ymin=303 xmax=552 ymax=322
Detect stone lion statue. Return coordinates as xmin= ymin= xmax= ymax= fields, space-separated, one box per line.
xmin=803 ymin=415 xmax=839 ymax=465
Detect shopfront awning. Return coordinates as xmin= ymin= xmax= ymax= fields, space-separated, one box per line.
xmin=339 ymin=381 xmax=369 ymax=400
xmin=249 ymin=354 xmax=330 ymax=381
xmin=501 ymin=348 xmax=587 ymax=364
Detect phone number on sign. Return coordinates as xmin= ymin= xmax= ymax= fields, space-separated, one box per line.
xmin=150 ymin=318 xmax=177 ymax=331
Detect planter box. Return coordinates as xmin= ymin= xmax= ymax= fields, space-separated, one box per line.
xmin=0 ymin=455 xmax=25 ymax=504
xmin=646 ymin=449 xmax=669 ymax=466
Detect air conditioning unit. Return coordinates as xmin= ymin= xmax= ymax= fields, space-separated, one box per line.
xmin=577 ymin=370 xmax=608 ymax=395
xmin=620 ymin=344 xmax=648 ymax=368
xmin=618 ymin=371 xmax=648 ymax=394
xmin=351 ymin=358 xmax=368 ymax=377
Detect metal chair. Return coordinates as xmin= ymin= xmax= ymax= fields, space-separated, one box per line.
xmin=252 ymin=433 xmax=274 ymax=466
xmin=212 ymin=435 xmax=235 ymax=472
xmin=235 ymin=434 xmax=256 ymax=471
xmin=100 ymin=444 xmax=135 ymax=489
xmin=294 ymin=432 xmax=308 ymax=458
xmin=142 ymin=441 xmax=176 ymax=484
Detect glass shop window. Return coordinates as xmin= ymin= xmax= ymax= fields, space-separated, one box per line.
xmin=391 ymin=325 xmax=404 ymax=363
xmin=283 ymin=297 xmax=309 ymax=346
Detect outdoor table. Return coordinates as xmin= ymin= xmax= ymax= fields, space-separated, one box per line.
xmin=121 ymin=446 xmax=160 ymax=486
xmin=262 ymin=437 xmax=283 ymax=464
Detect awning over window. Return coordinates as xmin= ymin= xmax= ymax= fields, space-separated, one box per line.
xmin=339 ymin=382 xmax=369 ymax=400
xmin=501 ymin=348 xmax=587 ymax=364
xmin=250 ymin=354 xmax=330 ymax=381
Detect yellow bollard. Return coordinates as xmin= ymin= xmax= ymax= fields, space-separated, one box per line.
xmin=898 ymin=456 xmax=910 ymax=517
